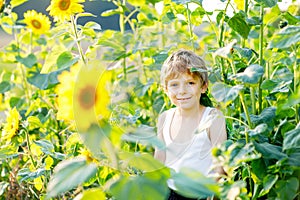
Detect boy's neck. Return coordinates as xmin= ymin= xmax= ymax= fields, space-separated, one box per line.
xmin=176 ymin=104 xmax=205 ymax=118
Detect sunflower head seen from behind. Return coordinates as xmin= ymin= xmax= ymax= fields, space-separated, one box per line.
xmin=47 ymin=0 xmax=85 ymax=22
xmin=24 ymin=10 xmax=51 ymax=35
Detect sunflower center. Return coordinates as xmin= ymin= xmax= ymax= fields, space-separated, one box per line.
xmin=31 ymin=19 xmax=42 ymax=29
xmin=59 ymin=0 xmax=71 ymax=10
xmin=78 ymin=85 xmax=97 ymax=109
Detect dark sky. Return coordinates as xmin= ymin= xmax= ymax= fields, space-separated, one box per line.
xmin=8 ymin=0 xmax=135 ymax=30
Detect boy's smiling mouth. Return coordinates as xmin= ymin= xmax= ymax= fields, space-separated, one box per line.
xmin=177 ymin=97 xmax=191 ymax=100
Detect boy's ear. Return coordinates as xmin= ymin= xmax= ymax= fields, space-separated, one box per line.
xmin=201 ymin=82 xmax=208 ymax=93
xmin=160 ymin=84 xmax=167 ymax=93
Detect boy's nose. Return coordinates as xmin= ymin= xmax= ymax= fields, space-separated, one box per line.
xmin=178 ymin=84 xmax=187 ymax=94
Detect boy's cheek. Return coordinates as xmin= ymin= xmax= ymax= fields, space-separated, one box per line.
xmin=167 ymin=90 xmax=176 ymax=98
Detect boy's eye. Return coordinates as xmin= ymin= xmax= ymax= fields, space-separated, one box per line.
xmin=188 ymin=81 xmax=195 ymax=85
xmin=170 ymin=83 xmax=178 ymax=87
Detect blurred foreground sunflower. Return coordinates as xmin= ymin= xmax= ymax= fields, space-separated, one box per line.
xmin=24 ymin=10 xmax=51 ymax=35
xmin=73 ymin=61 xmax=112 ymax=132
xmin=2 ymin=107 xmax=21 ymax=141
xmin=56 ymin=61 xmax=112 ymax=132
xmin=47 ymin=0 xmax=84 ymax=22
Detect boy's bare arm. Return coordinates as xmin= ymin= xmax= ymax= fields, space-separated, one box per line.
xmin=208 ymin=109 xmax=227 ymax=177
xmin=154 ymin=112 xmax=166 ymax=163
xmin=209 ymin=109 xmax=227 ymax=146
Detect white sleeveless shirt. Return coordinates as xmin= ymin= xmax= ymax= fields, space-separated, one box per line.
xmin=162 ymin=107 xmax=215 ymax=189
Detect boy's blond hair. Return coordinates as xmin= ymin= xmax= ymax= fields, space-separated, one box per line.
xmin=160 ymin=49 xmax=208 ymax=90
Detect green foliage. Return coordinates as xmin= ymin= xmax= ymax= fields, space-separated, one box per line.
xmin=46 ymin=157 xmax=98 ymax=198
xmin=172 ymin=168 xmax=220 ymax=198
xmin=0 ymin=0 xmax=299 ymax=199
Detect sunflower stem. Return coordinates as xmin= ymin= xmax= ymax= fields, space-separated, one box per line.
xmin=242 ymin=0 xmax=249 ymax=48
xmin=115 ymin=0 xmax=127 ymax=79
xmin=258 ymin=4 xmax=264 ymax=113
xmin=186 ymin=3 xmax=195 ymax=51
xmin=71 ymin=15 xmax=86 ymax=64
xmin=24 ymin=129 xmax=37 ymax=168
xmin=292 ymin=45 xmax=299 ymax=123
xmin=239 ymin=91 xmax=253 ymax=131
xmin=14 ymin=28 xmax=32 ymax=103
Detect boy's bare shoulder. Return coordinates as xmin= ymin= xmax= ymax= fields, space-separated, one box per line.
xmin=157 ymin=110 xmax=168 ymax=128
xmin=208 ymin=107 xmax=224 ymax=116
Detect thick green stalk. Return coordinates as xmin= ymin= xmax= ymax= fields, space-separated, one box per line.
xmin=186 ymin=3 xmax=195 ymax=51
xmin=258 ymin=4 xmax=264 ymax=113
xmin=218 ymin=0 xmax=230 ymax=46
xmin=250 ymin=87 xmax=256 ymax=114
xmin=218 ymin=1 xmax=231 ymax=82
xmin=244 ymin=0 xmax=248 ymax=18
xmin=224 ymin=116 xmax=250 ymax=128
xmin=24 ymin=129 xmax=37 ymax=168
xmin=20 ymin=64 xmax=31 ymax=101
xmin=119 ymin=0 xmax=125 ymax=35
xmin=242 ymin=0 xmax=249 ymax=48
xmin=230 ymin=60 xmax=252 ymax=130
xmin=14 ymin=30 xmax=32 ymax=103
xmin=205 ymin=8 xmax=226 ymax=81
xmin=71 ymin=16 xmax=86 ymax=64
xmin=240 ymin=91 xmax=253 ymax=131
xmin=124 ymin=8 xmax=138 ymax=32
xmin=119 ymin=0 xmax=127 ymax=80
xmin=219 ymin=13 xmax=226 ymax=81
xmin=229 ymin=59 xmax=237 ymax=75
xmin=218 ymin=13 xmax=225 ymax=48
xmin=244 ymin=0 xmax=256 ymax=114
xmin=293 ymin=45 xmax=299 ymax=123
xmin=122 ymin=56 xmax=127 ymax=80
xmin=160 ymin=21 xmax=165 ymax=49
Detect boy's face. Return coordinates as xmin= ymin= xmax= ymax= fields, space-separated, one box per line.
xmin=166 ymin=73 xmax=207 ymax=110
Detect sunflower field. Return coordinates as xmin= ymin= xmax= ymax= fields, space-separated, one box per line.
xmin=0 ymin=0 xmax=299 ymax=199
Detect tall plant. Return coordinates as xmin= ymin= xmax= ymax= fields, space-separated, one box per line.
xmin=0 ymin=0 xmax=299 ymax=199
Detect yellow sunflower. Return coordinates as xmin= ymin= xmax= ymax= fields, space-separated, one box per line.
xmin=79 ymin=147 xmax=97 ymax=163
xmin=47 ymin=0 xmax=85 ymax=22
xmin=73 ymin=60 xmax=112 ymax=132
xmin=2 ymin=107 xmax=21 ymax=141
xmin=56 ymin=63 xmax=79 ymax=121
xmin=0 ymin=0 xmax=4 ymax=12
xmin=23 ymin=10 xmax=51 ymax=35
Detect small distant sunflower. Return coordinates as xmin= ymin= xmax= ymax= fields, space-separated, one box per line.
xmin=24 ymin=10 xmax=51 ymax=35
xmin=2 ymin=107 xmax=21 ymax=141
xmin=79 ymin=147 xmax=97 ymax=163
xmin=0 ymin=0 xmax=4 ymax=13
xmin=47 ymin=0 xmax=85 ymax=22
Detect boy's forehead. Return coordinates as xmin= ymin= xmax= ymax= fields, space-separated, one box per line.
xmin=167 ymin=73 xmax=199 ymax=81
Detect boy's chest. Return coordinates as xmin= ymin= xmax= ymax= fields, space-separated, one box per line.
xmin=170 ymin=118 xmax=199 ymax=142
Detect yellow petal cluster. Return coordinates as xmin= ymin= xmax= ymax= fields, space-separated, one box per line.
xmin=56 ymin=63 xmax=79 ymax=121
xmin=47 ymin=0 xmax=85 ymax=22
xmin=2 ymin=107 xmax=20 ymax=141
xmin=24 ymin=10 xmax=51 ymax=35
